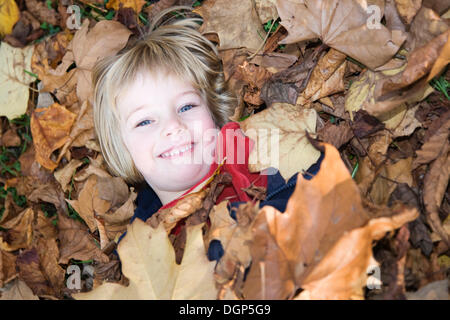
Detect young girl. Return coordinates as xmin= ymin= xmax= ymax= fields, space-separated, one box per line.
xmin=92 ymin=7 xmax=323 ymax=260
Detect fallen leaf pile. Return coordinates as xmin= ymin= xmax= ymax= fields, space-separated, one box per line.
xmin=0 ymin=0 xmax=449 ymax=300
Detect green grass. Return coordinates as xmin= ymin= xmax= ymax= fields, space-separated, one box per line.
xmin=431 ymin=74 xmax=450 ymax=100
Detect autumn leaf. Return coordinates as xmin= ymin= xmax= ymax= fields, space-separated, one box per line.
xmin=106 ymin=0 xmax=146 ymax=13
xmin=242 ymin=143 xmax=418 ymax=299
xmin=297 ymin=48 xmax=347 ymax=105
xmin=0 ymin=43 xmax=35 ymax=120
xmin=16 ymin=238 xmax=65 ymax=298
xmin=194 ymin=0 xmax=266 ymax=52
xmin=0 ymin=208 xmax=34 ymax=252
xmin=0 ymin=0 xmax=20 ymax=36
xmin=240 ymin=103 xmax=321 ymax=181
xmin=57 ymin=211 xmax=109 ymax=264
xmin=294 ymin=205 xmax=418 ymax=299
xmin=276 ymin=0 xmax=406 ymax=69
xmin=0 ymin=250 xmax=17 ymax=288
xmin=36 ymin=19 xmax=132 ymax=104
xmin=148 ymin=189 xmax=208 ymax=232
xmin=0 ymin=279 xmax=39 ymax=300
xmin=394 ymin=0 xmax=422 ymax=25
xmin=206 ymin=201 xmax=259 ymax=285
xmin=74 ymin=220 xmax=218 ymax=300
xmin=30 ymin=103 xmax=77 ymax=171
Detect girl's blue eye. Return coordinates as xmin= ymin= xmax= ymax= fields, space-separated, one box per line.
xmin=179 ymin=104 xmax=194 ymax=113
xmin=136 ymin=120 xmax=152 ymax=127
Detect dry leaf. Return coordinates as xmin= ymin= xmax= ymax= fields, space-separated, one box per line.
xmin=16 ymin=238 xmax=65 ymax=298
xmin=422 ymin=141 xmax=450 ymax=245
xmin=54 ymin=159 xmax=83 ymax=192
xmin=74 ymin=221 xmax=218 ymax=299
xmin=207 ymin=201 xmax=258 ymax=285
xmin=25 ymin=0 xmax=60 ymax=26
xmin=149 ymin=189 xmax=207 ymax=232
xmin=194 ymin=0 xmax=266 ymax=52
xmin=297 ymin=48 xmax=347 ymax=104
xmin=0 ymin=279 xmax=39 ymax=300
xmin=255 ymin=0 xmax=278 ymax=23
xmin=97 ymin=189 xmax=137 ymax=241
xmin=106 ymin=0 xmax=146 ymax=12
xmin=394 ymin=0 xmax=422 ymax=24
xmin=66 ymin=175 xmax=98 ymax=232
xmin=1 ymin=128 xmax=21 ymax=147
xmin=37 ymin=19 xmax=131 ymax=104
xmin=295 ymin=206 xmax=418 ymax=299
xmin=413 ymin=117 xmax=450 ymax=168
xmin=57 ymin=212 xmax=109 ymax=264
xmin=240 ymin=103 xmax=321 ymax=181
xmin=407 ymin=7 xmax=449 ymax=52
xmin=243 ymin=143 xmax=418 ymax=299
xmin=0 ymin=250 xmax=17 ymax=288
xmin=276 ymin=0 xmax=406 ymax=69
xmin=0 ymin=208 xmax=34 ymax=252
xmin=0 ymin=43 xmax=35 ymax=120
xmin=30 ymin=103 xmax=77 ymax=171
xmin=0 ymin=0 xmax=19 ymax=36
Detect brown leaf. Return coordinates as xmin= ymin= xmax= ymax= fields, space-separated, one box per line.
xmin=394 ymin=0 xmax=422 ymax=25
xmin=422 ymin=140 xmax=450 ymax=246
xmin=1 ymin=128 xmax=21 ymax=147
xmin=57 ymin=212 xmax=109 ymax=264
xmin=277 ymin=0 xmax=406 ymax=69
xmin=54 ymin=159 xmax=83 ymax=192
xmin=97 ymin=189 xmax=137 ymax=241
xmin=317 ymin=120 xmax=354 ymax=149
xmin=35 ymin=20 xmax=131 ymax=104
xmin=412 ymin=117 xmax=450 ymax=168
xmin=240 ymin=103 xmax=321 ymax=181
xmin=352 ymin=110 xmax=386 ymax=139
xmin=16 ymin=245 xmax=62 ymax=297
xmin=406 ymin=7 xmax=449 ymax=52
xmin=66 ymin=175 xmax=98 ymax=232
xmin=298 ymin=48 xmax=347 ymax=104
xmin=243 ymin=143 xmax=372 ymax=299
xmin=368 ymin=157 xmax=414 ymax=206
xmin=34 ymin=210 xmax=58 ymax=240
xmin=0 ymin=250 xmax=17 ymax=288
xmin=206 ymin=201 xmax=259 ymax=291
xmin=25 ymin=0 xmax=60 ymax=26
xmin=295 ymin=205 xmax=417 ymax=300
xmin=194 ymin=0 xmax=265 ymax=52
xmin=106 ymin=0 xmax=146 ymax=12
xmin=0 ymin=279 xmax=39 ymax=300
xmin=57 ymin=101 xmax=95 ymax=164
xmin=261 ymin=45 xmax=326 ymax=107
xmin=96 ymin=176 xmax=129 ymax=210
xmin=31 ymin=103 xmax=77 ymax=171
xmin=0 ymin=208 xmax=34 ymax=252
xmin=148 ymin=189 xmax=208 ymax=232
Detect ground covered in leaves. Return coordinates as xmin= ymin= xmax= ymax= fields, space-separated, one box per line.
xmin=0 ymin=0 xmax=449 ymax=300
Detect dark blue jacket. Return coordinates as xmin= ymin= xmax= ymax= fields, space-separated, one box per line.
xmin=119 ymin=152 xmax=324 ymax=262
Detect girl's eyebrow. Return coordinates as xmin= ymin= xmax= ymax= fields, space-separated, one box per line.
xmin=126 ymin=90 xmax=199 ymax=122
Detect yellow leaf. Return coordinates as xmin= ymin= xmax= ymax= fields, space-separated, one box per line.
xmin=0 ymin=43 xmax=35 ymax=120
xmin=0 ymin=0 xmax=19 ymax=36
xmin=106 ymin=0 xmax=146 ymax=13
xmin=240 ymin=103 xmax=321 ymax=181
xmin=74 ymin=220 xmax=218 ymax=300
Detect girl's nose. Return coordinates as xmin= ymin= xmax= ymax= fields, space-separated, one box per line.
xmin=162 ymin=117 xmax=187 ymax=138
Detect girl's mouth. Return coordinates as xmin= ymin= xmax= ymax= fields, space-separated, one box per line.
xmin=159 ymin=142 xmax=195 ymax=159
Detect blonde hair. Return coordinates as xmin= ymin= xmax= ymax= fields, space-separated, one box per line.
xmin=92 ymin=6 xmax=237 ymax=184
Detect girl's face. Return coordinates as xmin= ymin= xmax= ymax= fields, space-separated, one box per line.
xmin=117 ymin=71 xmax=218 ymax=204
